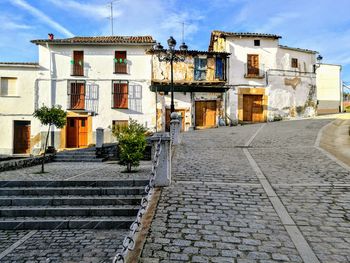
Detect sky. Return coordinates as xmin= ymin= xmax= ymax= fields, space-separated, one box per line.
xmin=0 ymin=0 xmax=350 ymax=81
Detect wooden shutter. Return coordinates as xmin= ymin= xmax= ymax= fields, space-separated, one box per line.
xmin=73 ymin=51 xmax=84 ymax=76
xmin=247 ymin=54 xmax=259 ymax=76
xmin=113 ymin=82 xmax=128 ymax=108
xmin=115 ymin=51 xmax=127 ymax=74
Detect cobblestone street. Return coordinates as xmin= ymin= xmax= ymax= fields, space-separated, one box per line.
xmin=0 ymin=161 xmax=151 ymax=263
xmin=141 ymin=118 xmax=350 ymax=263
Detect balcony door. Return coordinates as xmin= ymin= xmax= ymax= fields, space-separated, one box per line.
xmin=66 ymin=117 xmax=88 ymax=148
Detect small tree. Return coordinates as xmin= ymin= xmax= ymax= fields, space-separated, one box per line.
xmin=33 ymin=105 xmax=67 ymax=173
xmin=112 ymin=119 xmax=147 ymax=172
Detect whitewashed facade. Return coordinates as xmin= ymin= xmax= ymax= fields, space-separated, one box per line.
xmin=0 ymin=35 xmax=156 ymax=155
xmin=209 ymin=31 xmax=317 ymax=123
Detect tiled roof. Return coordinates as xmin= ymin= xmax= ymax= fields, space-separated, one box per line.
xmin=31 ymin=36 xmax=155 ymax=45
xmin=212 ymin=30 xmax=282 ymax=39
xmin=279 ymin=45 xmax=317 ymax=54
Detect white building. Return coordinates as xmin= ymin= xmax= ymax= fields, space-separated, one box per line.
xmin=316 ymin=63 xmax=342 ymax=114
xmin=209 ymin=31 xmax=318 ymax=123
xmin=0 ymin=35 xmax=156 ymax=155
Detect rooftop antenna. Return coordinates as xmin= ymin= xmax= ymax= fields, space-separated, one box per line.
xmin=181 ymin=21 xmax=185 ymax=43
xmin=108 ymin=0 xmax=119 ymax=35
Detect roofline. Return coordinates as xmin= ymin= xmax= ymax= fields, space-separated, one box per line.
xmin=317 ymin=63 xmax=342 ymax=68
xmin=0 ymin=62 xmax=40 ymax=68
xmin=147 ymin=49 xmax=230 ymax=56
xmin=31 ymin=40 xmax=156 ymax=46
xmin=278 ymin=45 xmax=317 ymax=54
xmin=211 ymin=30 xmax=282 ymax=39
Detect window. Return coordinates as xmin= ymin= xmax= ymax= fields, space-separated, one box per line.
xmin=112 ymin=80 xmax=128 ymax=109
xmin=114 ymin=51 xmax=127 ymax=74
xmin=0 ymin=77 xmax=17 ymax=96
xmin=247 ymin=54 xmax=259 ymax=76
xmin=194 ymin=58 xmax=207 ymax=81
xmin=68 ymin=80 xmax=85 ymax=110
xmin=129 ymin=84 xmax=142 ymax=112
xmin=215 ymin=57 xmax=225 ymax=80
xmin=291 ymin=58 xmax=298 ymax=68
xmin=71 ymin=51 xmax=84 ymax=76
xmin=254 ymin=39 xmax=260 ymax=46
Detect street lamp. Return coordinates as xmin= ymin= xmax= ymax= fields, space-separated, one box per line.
xmin=154 ymin=36 xmax=188 ymax=113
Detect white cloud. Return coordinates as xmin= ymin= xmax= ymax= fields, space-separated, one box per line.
xmin=47 ymin=0 xmax=117 ymax=20
xmin=10 ymin=0 xmax=74 ymax=37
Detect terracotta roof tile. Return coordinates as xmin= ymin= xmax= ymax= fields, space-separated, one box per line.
xmin=279 ymin=45 xmax=317 ymax=54
xmin=212 ymin=30 xmax=282 ymax=39
xmin=31 ymin=36 xmax=155 ymax=45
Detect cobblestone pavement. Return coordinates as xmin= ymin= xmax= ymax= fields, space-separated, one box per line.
xmin=0 ymin=229 xmax=127 ymax=263
xmin=141 ymin=118 xmax=350 ymax=263
xmin=0 ymin=161 xmax=151 ymax=181
xmin=0 ymin=161 xmax=151 ymax=262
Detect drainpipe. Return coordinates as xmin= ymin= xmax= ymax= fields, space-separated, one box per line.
xmin=46 ymin=42 xmax=55 ymax=148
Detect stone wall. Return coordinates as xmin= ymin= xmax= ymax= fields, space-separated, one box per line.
xmin=0 ymin=154 xmax=55 ymax=172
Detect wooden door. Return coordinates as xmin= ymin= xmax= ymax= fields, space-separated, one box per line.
xmin=66 ymin=117 xmax=88 ymax=148
xmin=66 ymin=118 xmax=78 ymax=148
xmin=247 ymin=54 xmax=259 ymax=76
xmin=243 ymin=95 xmax=263 ymax=122
xmin=78 ymin=118 xmax=88 ymax=147
xmin=252 ymin=96 xmax=263 ymax=122
xmin=195 ymin=101 xmax=217 ymax=128
xmin=13 ymin=121 xmax=30 ymax=154
xmin=165 ymin=109 xmax=185 ymax=132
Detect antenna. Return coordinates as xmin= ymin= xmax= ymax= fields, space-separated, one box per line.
xmin=108 ymin=0 xmax=119 ymax=35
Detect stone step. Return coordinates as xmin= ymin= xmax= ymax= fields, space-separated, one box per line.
xmin=0 ymin=195 xmax=143 ymax=206
xmin=0 ymin=205 xmax=139 ymax=217
xmin=53 ymin=158 xmax=104 ymax=162
xmin=0 ymin=180 xmax=149 ymax=188
xmin=0 ymin=216 xmax=134 ymax=230
xmin=0 ymin=186 xmax=146 ymax=196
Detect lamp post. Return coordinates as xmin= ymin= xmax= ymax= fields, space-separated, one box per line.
xmin=154 ymin=36 xmax=188 ymax=113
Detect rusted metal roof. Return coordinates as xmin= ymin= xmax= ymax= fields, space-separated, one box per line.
xmin=279 ymin=45 xmax=317 ymax=54
xmin=212 ymin=30 xmax=282 ymax=39
xmin=31 ymin=36 xmax=156 ymax=45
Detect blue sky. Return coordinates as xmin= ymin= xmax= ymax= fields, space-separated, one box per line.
xmin=1 ymin=0 xmax=350 ymax=80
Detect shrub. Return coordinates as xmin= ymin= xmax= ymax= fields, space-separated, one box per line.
xmin=112 ymin=119 xmax=147 ymax=172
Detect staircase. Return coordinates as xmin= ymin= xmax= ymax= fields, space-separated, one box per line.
xmin=0 ymin=179 xmax=147 ymax=230
xmin=55 ymin=147 xmax=104 ymax=162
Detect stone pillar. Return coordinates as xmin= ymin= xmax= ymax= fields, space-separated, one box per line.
xmin=170 ymin=112 xmax=181 ymax=145
xmin=96 ymin=127 xmax=104 ymax=148
xmin=150 ymin=133 xmax=171 ymax=187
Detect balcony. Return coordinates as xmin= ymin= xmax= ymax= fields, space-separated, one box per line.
xmin=70 ymin=62 xmax=84 ymax=76
xmin=67 ymin=82 xmax=99 ymax=113
xmin=244 ymin=63 xmax=265 ymax=79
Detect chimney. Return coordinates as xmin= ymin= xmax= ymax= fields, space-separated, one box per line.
xmin=48 ymin=33 xmax=54 ymax=40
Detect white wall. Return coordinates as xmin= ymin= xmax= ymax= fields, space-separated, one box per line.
xmin=316 ymin=64 xmax=341 ymax=101
xmin=0 ymin=66 xmax=39 ymax=154
xmin=36 ymin=43 xmax=156 ymax=144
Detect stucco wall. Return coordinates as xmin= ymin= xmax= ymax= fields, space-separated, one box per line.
xmin=267 ymin=70 xmax=317 ymax=120
xmin=316 ymin=64 xmax=341 ymax=113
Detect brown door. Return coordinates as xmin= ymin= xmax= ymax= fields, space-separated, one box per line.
xmin=13 ymin=121 xmax=31 ymax=154
xmin=247 ymin=54 xmax=259 ymax=76
xmin=66 ymin=117 xmax=88 ymax=148
xmin=165 ymin=109 xmax=185 ymax=132
xmin=195 ymin=101 xmax=217 ymax=128
xmin=243 ymin=95 xmax=263 ymax=122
